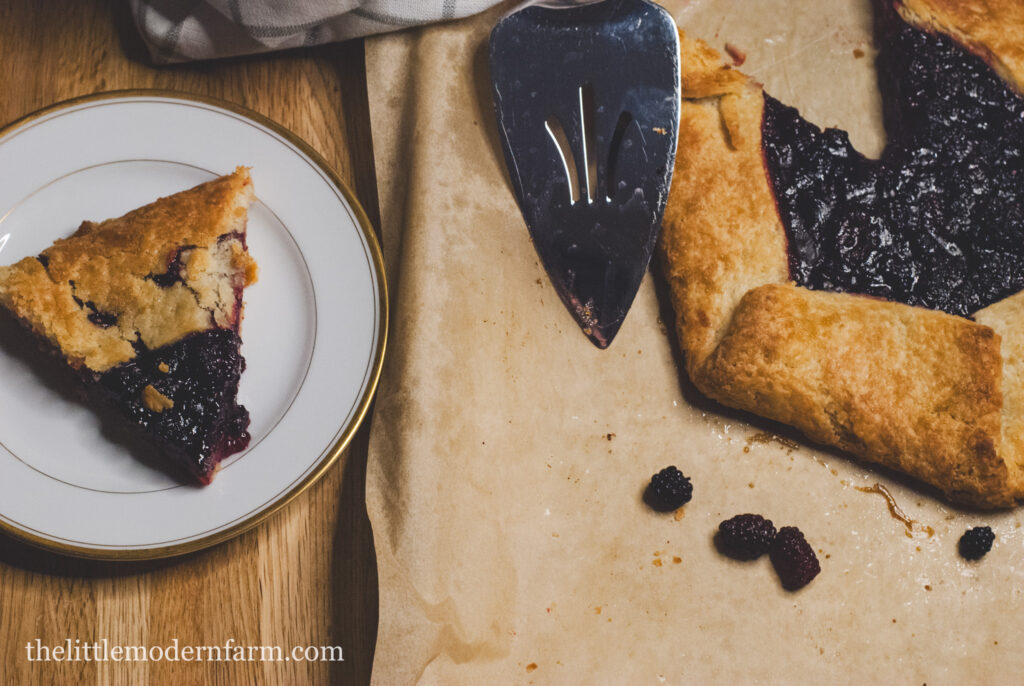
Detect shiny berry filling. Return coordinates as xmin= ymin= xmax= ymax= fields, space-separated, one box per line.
xmin=762 ymin=11 xmax=1024 ymax=317
xmin=97 ymin=329 xmax=250 ymax=483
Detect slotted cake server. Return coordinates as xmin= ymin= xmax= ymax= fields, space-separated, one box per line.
xmin=489 ymin=0 xmax=680 ymax=348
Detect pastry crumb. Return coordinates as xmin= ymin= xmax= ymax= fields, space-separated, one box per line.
xmin=142 ymin=384 xmax=174 ymax=413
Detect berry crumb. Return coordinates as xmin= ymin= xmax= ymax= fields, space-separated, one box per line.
xmin=717 ymin=514 xmax=777 ymax=560
xmin=770 ymin=526 xmax=820 ymax=591
xmin=959 ymin=526 xmax=994 ymax=561
xmin=644 ymin=466 xmax=693 ymax=512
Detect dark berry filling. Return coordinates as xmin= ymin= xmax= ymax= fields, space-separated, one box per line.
xmin=67 ymin=280 xmax=120 ymax=328
xmin=69 ymin=281 xmax=83 ymax=308
xmin=85 ymin=306 xmax=118 ymax=328
xmin=218 ymin=231 xmax=246 ymax=245
xmin=149 ymin=246 xmax=191 ymax=288
xmin=97 ymin=329 xmax=250 ymax=483
xmin=761 ymin=11 xmax=1024 ymax=317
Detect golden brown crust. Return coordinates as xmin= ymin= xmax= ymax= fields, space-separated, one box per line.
xmin=897 ymin=0 xmax=1024 ymax=93
xmin=0 ymin=168 xmax=257 ymax=372
xmin=974 ymin=292 xmax=1024 ymax=496
xmin=659 ymin=31 xmax=1023 ymax=507
xmin=698 ymin=285 xmax=1010 ymax=508
xmin=659 ymin=34 xmax=789 ymax=379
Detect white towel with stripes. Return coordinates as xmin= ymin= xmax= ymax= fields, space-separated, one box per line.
xmin=131 ymin=0 xmax=503 ymax=63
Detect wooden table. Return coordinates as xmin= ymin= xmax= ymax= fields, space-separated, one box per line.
xmin=0 ymin=2 xmax=380 ymax=684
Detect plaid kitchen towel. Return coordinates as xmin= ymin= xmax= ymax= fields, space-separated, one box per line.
xmin=131 ymin=0 xmax=504 ymax=63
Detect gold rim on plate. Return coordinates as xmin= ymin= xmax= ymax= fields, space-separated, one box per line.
xmin=0 ymin=89 xmax=389 ymax=561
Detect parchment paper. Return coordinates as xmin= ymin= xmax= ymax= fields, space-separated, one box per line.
xmin=364 ymin=2 xmax=1024 ymax=683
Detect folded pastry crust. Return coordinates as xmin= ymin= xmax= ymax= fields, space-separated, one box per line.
xmin=659 ymin=4 xmax=1024 ymax=507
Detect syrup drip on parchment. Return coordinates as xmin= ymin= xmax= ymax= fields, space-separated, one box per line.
xmin=743 ymin=432 xmax=935 ymax=539
xmin=743 ymin=431 xmax=800 ymax=454
xmin=855 ymin=483 xmax=934 ymax=538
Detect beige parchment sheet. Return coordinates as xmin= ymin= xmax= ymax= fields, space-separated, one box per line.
xmin=364 ymin=1 xmax=1024 ymax=683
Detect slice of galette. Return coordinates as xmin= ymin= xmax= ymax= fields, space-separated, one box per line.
xmin=0 ymin=167 xmax=258 ymax=484
xmin=660 ymin=1 xmax=1024 ymax=507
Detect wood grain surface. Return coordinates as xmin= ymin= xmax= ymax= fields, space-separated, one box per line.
xmin=0 ymin=1 xmax=380 ymax=684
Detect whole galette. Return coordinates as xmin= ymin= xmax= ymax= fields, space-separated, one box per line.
xmin=660 ymin=0 xmax=1024 ymax=507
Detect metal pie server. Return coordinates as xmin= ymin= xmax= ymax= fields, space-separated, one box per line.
xmin=489 ymin=0 xmax=680 ymax=348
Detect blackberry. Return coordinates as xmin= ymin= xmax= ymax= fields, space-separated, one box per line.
xmin=958 ymin=526 xmax=995 ymax=561
xmin=644 ymin=466 xmax=693 ymax=512
xmin=770 ymin=526 xmax=820 ymax=591
xmin=717 ymin=514 xmax=778 ymax=560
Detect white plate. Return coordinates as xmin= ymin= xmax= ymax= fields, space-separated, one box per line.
xmin=0 ymin=92 xmax=387 ymax=559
